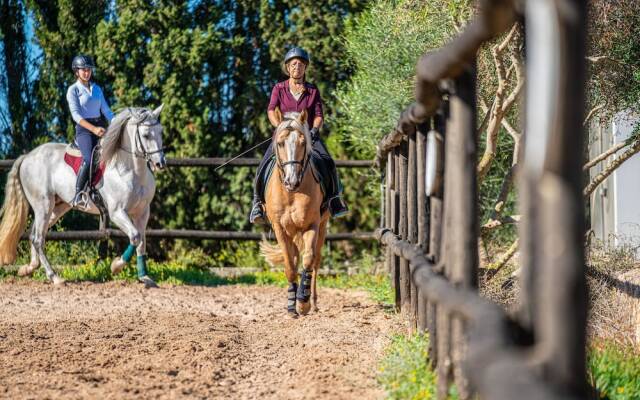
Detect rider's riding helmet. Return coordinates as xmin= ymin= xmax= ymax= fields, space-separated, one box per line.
xmin=71 ymin=55 xmax=96 ymax=72
xmin=282 ymin=47 xmax=310 ymax=76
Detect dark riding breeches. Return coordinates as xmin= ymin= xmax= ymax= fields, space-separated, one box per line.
xmin=74 ymin=117 xmax=105 ymax=164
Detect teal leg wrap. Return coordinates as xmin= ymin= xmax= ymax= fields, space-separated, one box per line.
xmin=122 ymin=244 xmax=135 ymax=263
xmin=136 ymin=255 xmax=147 ymax=278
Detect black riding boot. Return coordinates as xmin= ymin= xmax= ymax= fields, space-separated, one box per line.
xmin=249 ymin=150 xmax=273 ymax=225
xmin=327 ymin=166 xmax=349 ymax=218
xmin=71 ymin=161 xmax=90 ymax=208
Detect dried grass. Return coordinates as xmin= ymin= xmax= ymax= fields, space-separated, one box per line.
xmin=478 ymin=237 xmax=640 ymax=349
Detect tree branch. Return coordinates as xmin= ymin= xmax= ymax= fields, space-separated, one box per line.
xmin=477 ymin=24 xmax=522 ymax=182
xmin=583 ymin=103 xmax=605 ymax=127
xmin=501 ymin=55 xmax=524 ymax=113
xmin=584 ymin=139 xmax=640 ymax=196
xmin=485 ymin=238 xmax=519 ymax=281
xmin=481 ymin=214 xmax=521 ymax=232
xmin=583 ymin=141 xmax=629 ymax=171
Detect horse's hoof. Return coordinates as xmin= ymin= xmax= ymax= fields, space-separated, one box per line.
xmin=297 ymin=301 xmax=311 ymax=316
xmin=288 ymin=309 xmax=299 ymax=319
xmin=52 ymin=276 xmax=66 ymax=286
xmin=313 ymin=305 xmax=319 ymax=313
xmin=138 ymin=275 xmax=158 ymax=289
xmin=17 ymin=265 xmax=36 ymax=277
xmin=110 ymin=257 xmax=126 ymax=275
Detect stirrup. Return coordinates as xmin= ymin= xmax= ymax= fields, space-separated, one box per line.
xmin=328 ymin=196 xmax=349 ymax=218
xmin=72 ymin=191 xmax=90 ymax=209
xmin=249 ymin=201 xmax=266 ymax=225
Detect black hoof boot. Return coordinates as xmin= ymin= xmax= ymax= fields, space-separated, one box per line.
xmin=249 ymin=200 xmax=266 ymax=225
xmin=287 ymin=282 xmax=298 ymax=317
xmin=328 ymin=196 xmax=349 ymax=218
xmin=296 ymin=269 xmax=312 ymax=303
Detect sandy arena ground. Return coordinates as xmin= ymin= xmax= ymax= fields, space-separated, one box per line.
xmin=0 ymin=280 xmax=401 ymax=399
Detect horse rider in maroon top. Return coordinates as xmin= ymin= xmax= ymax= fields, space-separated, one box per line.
xmin=249 ymin=47 xmax=349 ymax=224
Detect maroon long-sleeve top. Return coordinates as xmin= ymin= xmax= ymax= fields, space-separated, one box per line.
xmin=267 ymin=80 xmax=324 ymax=123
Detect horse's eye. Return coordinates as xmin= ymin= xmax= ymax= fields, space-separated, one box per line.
xmin=278 ymin=142 xmax=284 ymax=147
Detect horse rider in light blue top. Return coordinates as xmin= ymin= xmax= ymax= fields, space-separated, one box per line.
xmin=65 ymin=54 xmax=114 ymax=207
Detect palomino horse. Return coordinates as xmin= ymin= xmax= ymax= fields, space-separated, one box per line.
xmin=0 ymin=106 xmax=166 ymax=287
xmin=260 ymin=109 xmax=330 ymax=316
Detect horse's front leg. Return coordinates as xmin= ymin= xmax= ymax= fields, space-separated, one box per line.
xmin=297 ymin=226 xmax=318 ymax=315
xmin=133 ymin=206 xmax=156 ymax=288
xmin=272 ymin=224 xmax=299 ymax=317
xmin=109 ymin=208 xmax=156 ymax=288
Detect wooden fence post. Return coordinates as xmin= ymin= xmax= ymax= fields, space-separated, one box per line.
xmin=399 ymin=140 xmax=410 ymax=315
xmin=408 ymin=132 xmax=418 ymax=329
xmin=392 ymin=147 xmax=401 ymax=311
xmin=99 ymin=214 xmax=109 ymax=258
xmin=416 ymin=122 xmax=428 ymax=334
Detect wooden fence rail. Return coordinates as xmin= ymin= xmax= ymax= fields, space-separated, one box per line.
xmin=376 ymin=0 xmax=588 ymax=399
xmin=0 ymin=157 xmax=374 ymax=249
xmin=21 ymin=229 xmax=374 ymax=242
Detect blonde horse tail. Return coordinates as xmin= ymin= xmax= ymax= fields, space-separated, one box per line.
xmin=260 ymin=240 xmax=284 ymax=266
xmin=0 ymin=155 xmax=29 ymax=265
xmin=260 ymin=234 xmax=305 ymax=267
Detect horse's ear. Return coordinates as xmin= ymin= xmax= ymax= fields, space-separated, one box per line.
xmin=298 ymin=109 xmax=308 ymax=125
xmin=274 ymin=107 xmax=283 ymax=125
xmin=152 ymin=103 xmax=164 ymax=119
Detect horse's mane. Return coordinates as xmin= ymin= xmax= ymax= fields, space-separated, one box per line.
xmin=100 ymin=107 xmax=158 ymax=165
xmin=274 ymin=111 xmax=313 ymax=155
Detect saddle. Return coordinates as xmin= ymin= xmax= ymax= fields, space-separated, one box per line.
xmin=259 ymin=151 xmax=335 ymax=214
xmin=64 ymin=143 xmax=107 ymax=215
xmin=63 ymin=143 xmax=105 ymax=187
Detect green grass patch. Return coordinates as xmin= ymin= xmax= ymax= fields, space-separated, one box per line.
xmin=378 ymin=334 xmax=459 ymax=400
xmin=1 ymin=254 xmax=394 ymax=305
xmin=377 ymin=334 xmax=640 ymax=400
xmin=589 ymin=342 xmax=640 ymax=400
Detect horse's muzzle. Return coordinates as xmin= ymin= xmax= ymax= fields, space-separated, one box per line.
xmin=284 ymin=181 xmax=301 ymax=192
xmin=153 ymin=155 xmax=167 ymax=171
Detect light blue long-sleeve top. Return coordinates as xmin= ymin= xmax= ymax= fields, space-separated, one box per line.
xmin=66 ymin=80 xmax=114 ymax=124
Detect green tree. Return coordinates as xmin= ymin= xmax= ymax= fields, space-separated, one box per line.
xmin=0 ymin=0 xmax=40 ymax=155
xmin=27 ymin=0 xmax=108 ymax=140
xmin=332 ymin=0 xmax=466 ymax=159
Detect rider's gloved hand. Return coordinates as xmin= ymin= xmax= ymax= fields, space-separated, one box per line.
xmin=310 ymin=127 xmax=320 ymax=142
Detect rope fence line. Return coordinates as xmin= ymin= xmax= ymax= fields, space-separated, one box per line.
xmin=20 ymin=229 xmax=375 ymax=242
xmin=0 ymin=158 xmax=374 ymax=169
xmin=0 ymin=157 xmax=374 ymax=248
xmin=376 ymin=0 xmax=588 ymax=399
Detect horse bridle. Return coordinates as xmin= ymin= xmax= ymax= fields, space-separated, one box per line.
xmin=119 ymin=110 xmax=167 ymax=163
xmin=274 ymin=125 xmax=311 ymax=189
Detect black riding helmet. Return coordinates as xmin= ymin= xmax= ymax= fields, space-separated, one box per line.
xmin=71 ymin=55 xmax=96 ymax=71
xmin=282 ymin=47 xmax=310 ymax=76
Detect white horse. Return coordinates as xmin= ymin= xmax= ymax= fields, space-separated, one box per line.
xmin=0 ymin=105 xmax=166 ymax=287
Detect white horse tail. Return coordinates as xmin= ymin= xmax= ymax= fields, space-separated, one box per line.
xmin=0 ymin=155 xmax=29 ymax=265
xmin=260 ymin=234 xmax=304 ymax=267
